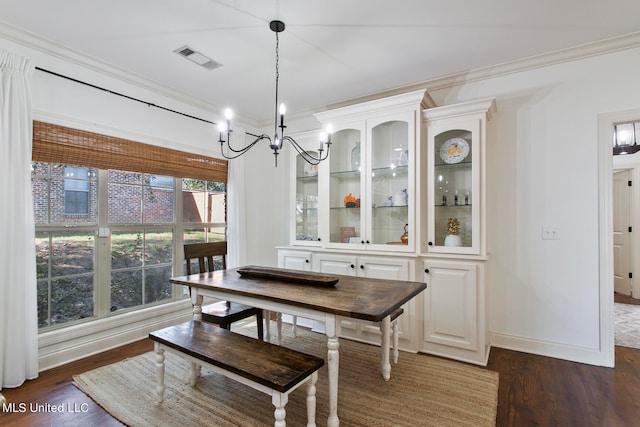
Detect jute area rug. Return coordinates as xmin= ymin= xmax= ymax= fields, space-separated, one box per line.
xmin=74 ymin=321 xmax=498 ymax=426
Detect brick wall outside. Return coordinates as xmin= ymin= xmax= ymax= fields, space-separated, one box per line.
xmin=32 ymin=163 xmax=98 ymax=225
xmin=32 ymin=163 xmax=224 ymax=225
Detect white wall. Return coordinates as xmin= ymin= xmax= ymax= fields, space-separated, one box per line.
xmin=4 ymin=23 xmax=640 ymax=366
xmin=434 ymin=46 xmax=640 ymax=362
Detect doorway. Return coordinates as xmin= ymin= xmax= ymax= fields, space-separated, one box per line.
xmin=600 ymin=110 xmax=640 ymax=367
xmin=612 ymin=167 xmax=640 ymax=349
xmin=613 ymin=169 xmax=632 ymax=296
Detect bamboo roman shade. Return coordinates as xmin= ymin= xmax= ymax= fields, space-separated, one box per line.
xmin=32 ymin=121 xmax=228 ymax=182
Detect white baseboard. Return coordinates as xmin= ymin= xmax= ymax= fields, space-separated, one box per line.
xmin=490 ymin=331 xmax=611 ymax=367
xmin=38 ymin=300 xmax=193 ymax=372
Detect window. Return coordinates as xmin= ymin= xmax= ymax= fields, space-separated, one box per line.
xmin=108 ymin=172 xmax=175 ymax=311
xmin=183 ymin=179 xmax=226 ymax=243
xmin=33 ymin=164 xmax=228 ymax=328
xmin=64 ymin=166 xmax=90 ymax=214
xmin=31 ymin=121 xmax=229 ymax=331
xmin=182 ymin=179 xmax=227 ymax=274
xmin=33 ymin=162 xmax=97 ymax=327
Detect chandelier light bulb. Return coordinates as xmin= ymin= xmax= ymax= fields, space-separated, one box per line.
xmin=279 ymin=103 xmax=286 ymax=115
xmin=218 ymin=121 xmax=227 ymax=133
xmin=224 ymin=108 xmax=233 ymax=120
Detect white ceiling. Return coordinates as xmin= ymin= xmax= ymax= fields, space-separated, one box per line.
xmin=1 ymin=0 xmax=639 ymax=125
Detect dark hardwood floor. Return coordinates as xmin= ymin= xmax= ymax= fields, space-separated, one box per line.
xmin=615 ymin=291 xmax=640 ymax=306
xmin=2 ymin=339 xmax=640 ymax=426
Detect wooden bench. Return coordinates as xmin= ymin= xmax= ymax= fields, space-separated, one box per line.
xmin=149 ymin=320 xmax=324 ymax=427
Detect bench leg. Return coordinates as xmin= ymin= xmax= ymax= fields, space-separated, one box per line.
xmin=272 ymin=391 xmax=288 ymax=427
xmin=154 ymin=344 xmax=166 ymax=403
xmin=306 ymin=371 xmax=318 ymax=427
xmin=189 ymin=362 xmax=199 ymax=386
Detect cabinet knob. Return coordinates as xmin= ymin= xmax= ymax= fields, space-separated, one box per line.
xmin=305 ymin=259 xmax=309 ymax=263
xmin=366 ymin=240 xmax=370 ymax=244
xmin=424 ymin=268 xmax=429 ymax=274
xmin=350 ymin=264 xmax=355 ymax=269
xmin=317 ymin=238 xmax=321 ymax=242
xmin=361 ymin=240 xmax=365 ymax=244
xmin=428 ymin=241 xmax=433 ymax=246
xmin=360 ymin=265 xmax=364 ymax=269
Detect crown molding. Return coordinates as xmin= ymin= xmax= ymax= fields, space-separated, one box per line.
xmin=0 ymin=21 xmax=260 ymax=124
xmin=325 ymin=31 xmax=640 ymax=110
xmin=2 ymin=19 xmax=638 ymax=124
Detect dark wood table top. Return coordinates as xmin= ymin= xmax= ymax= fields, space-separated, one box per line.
xmin=170 ymin=266 xmax=427 ymax=322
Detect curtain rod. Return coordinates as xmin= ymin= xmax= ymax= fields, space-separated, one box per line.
xmin=34 ymin=67 xmax=261 ymax=138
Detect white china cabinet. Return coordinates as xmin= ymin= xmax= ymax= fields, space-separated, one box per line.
xmin=418 ymin=97 xmax=495 ymax=365
xmin=314 ymin=89 xmax=430 ymax=253
xmin=288 ymin=131 xmax=322 ymax=247
xmin=278 ymin=92 xmax=496 ymax=365
xmin=420 ymin=98 xmax=496 ymax=256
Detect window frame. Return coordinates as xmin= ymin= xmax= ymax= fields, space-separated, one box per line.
xmin=32 ymin=122 xmax=229 ymax=331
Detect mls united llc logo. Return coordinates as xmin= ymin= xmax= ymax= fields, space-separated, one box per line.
xmin=2 ymin=401 xmax=89 ymax=413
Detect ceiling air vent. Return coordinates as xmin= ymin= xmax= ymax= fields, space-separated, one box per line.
xmin=174 ymin=45 xmax=223 ymax=70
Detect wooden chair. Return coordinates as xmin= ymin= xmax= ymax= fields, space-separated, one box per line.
xmin=184 ymin=242 xmax=264 ymax=340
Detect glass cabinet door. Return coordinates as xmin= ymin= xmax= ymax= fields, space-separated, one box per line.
xmin=431 ymin=127 xmax=476 ymax=252
xmin=329 ymin=128 xmax=363 ymax=245
xmin=294 ymin=151 xmax=319 ymax=243
xmin=370 ymin=120 xmax=410 ymax=247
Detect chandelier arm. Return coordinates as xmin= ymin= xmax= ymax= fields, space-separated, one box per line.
xmin=220 ymin=134 xmax=270 ymax=159
xmin=283 ymin=136 xmax=331 ymax=165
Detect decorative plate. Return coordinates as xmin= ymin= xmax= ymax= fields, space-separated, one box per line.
xmin=439 ymin=138 xmax=470 ymax=164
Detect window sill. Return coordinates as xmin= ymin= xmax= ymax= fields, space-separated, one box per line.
xmin=38 ymin=299 xmax=192 ymax=372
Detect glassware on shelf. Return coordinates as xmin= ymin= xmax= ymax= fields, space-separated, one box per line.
xmin=351 ymin=141 xmax=360 ymax=171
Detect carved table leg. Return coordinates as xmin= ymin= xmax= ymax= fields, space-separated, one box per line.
xmin=325 ymin=316 xmax=341 ymax=427
xmin=272 ymin=391 xmax=288 ymax=427
xmin=154 ymin=344 xmax=166 ymax=403
xmin=292 ymin=315 xmax=298 ymax=337
xmin=392 ymin=318 xmax=400 ymax=364
xmin=306 ymin=371 xmax=318 ymax=427
xmin=265 ymin=310 xmax=271 ymax=341
xmin=380 ymin=316 xmax=391 ymax=381
xmin=190 ymin=292 xmax=203 ymax=321
xmin=276 ymin=313 xmax=283 ymax=345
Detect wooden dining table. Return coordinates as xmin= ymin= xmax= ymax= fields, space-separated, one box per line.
xmin=170 ymin=266 xmax=427 ymax=427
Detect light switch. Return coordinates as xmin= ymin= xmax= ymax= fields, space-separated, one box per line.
xmin=542 ymin=225 xmax=559 ymax=240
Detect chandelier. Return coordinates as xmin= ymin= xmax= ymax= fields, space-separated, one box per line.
xmin=217 ymin=20 xmax=332 ymax=167
xmin=613 ymin=121 xmax=639 ymax=156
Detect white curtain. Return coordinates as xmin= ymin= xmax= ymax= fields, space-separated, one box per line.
xmin=226 ymin=127 xmax=247 ymax=268
xmin=0 ymin=50 xmax=38 ymax=389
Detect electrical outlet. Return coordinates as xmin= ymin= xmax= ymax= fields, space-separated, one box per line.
xmin=542 ymin=225 xmax=559 ymax=240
